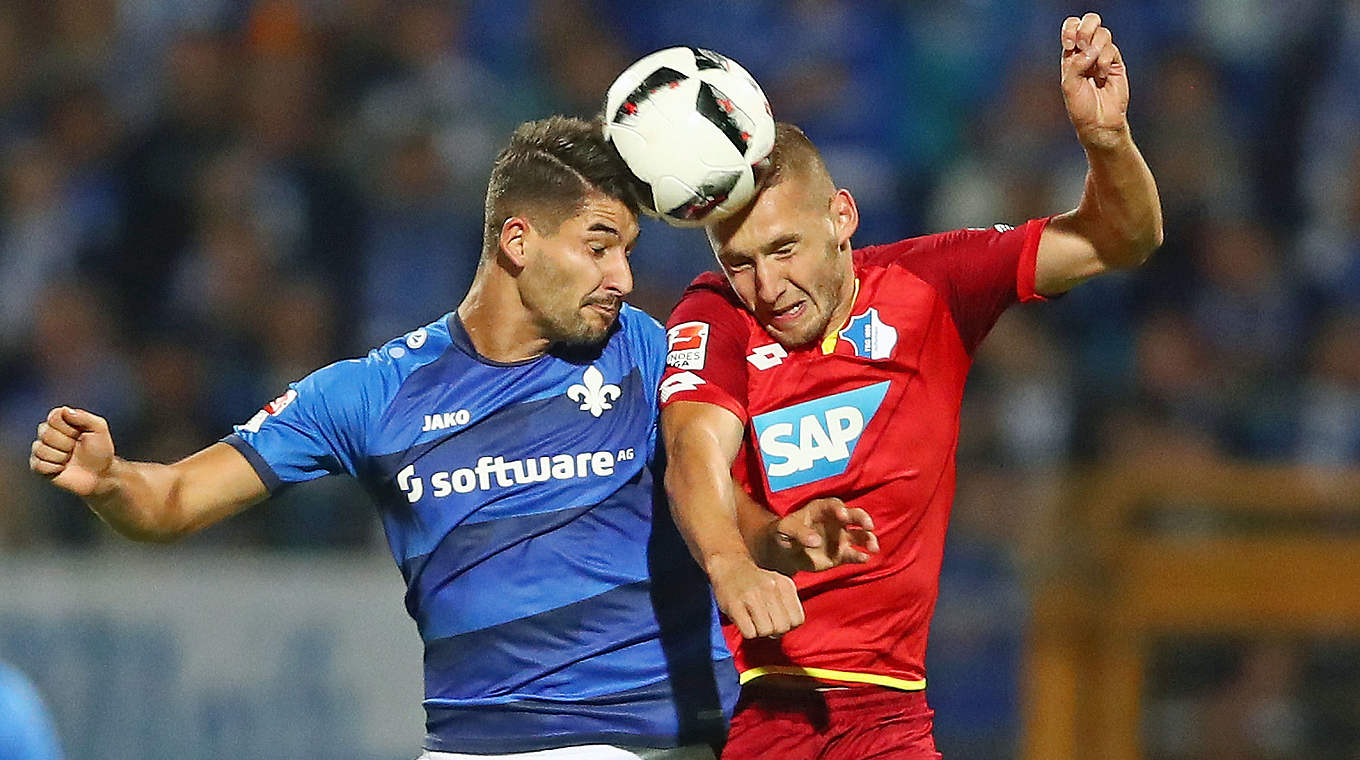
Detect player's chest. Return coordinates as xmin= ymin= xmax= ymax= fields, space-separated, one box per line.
xmin=739 ymin=286 xmax=965 ymax=496
xmin=374 ymin=355 xmax=653 ymax=488
xmin=741 ymin=280 xmax=940 ymax=412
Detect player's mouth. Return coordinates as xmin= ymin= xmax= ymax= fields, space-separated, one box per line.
xmin=766 ymin=300 xmax=806 ymax=328
xmin=584 ymin=299 xmax=619 ymax=319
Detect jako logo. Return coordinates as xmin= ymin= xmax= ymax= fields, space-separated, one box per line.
xmin=751 ymin=381 xmax=890 ymax=491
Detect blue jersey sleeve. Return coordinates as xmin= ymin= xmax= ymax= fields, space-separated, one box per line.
xmin=223 ymin=357 xmax=385 ymax=491
xmin=620 ymin=304 xmax=667 ymax=399
xmin=224 ymin=322 xmax=449 ymax=491
xmin=619 ymin=304 xmax=668 ymax=468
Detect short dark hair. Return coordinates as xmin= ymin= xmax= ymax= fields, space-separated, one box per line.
xmin=482 ymin=116 xmax=643 ymax=259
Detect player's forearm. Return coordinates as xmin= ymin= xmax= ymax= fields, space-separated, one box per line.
xmin=664 ymin=446 xmax=753 ymax=574
xmin=732 ymin=487 xmax=801 ymax=574
xmin=1067 ymin=128 xmax=1164 ymax=269
xmin=83 ymin=457 xmax=195 ymax=542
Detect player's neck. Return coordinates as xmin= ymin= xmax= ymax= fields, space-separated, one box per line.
xmin=820 ymin=270 xmax=861 ymax=344
xmin=457 ymin=277 xmax=551 ymax=363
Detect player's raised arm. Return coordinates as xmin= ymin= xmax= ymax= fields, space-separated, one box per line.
xmin=1036 ymin=12 xmax=1164 ymax=295
xmin=29 ymin=406 xmax=267 ymax=542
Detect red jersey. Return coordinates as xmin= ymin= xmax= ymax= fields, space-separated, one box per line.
xmin=660 ymin=218 xmax=1048 ymax=691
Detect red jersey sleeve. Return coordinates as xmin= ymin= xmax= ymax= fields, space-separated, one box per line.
xmin=856 ymin=217 xmax=1049 ymax=355
xmin=660 ymin=273 xmax=750 ymax=421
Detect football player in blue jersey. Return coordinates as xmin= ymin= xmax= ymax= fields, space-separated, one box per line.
xmin=28 ymin=116 xmax=739 ymax=759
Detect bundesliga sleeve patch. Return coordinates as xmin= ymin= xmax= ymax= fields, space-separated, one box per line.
xmin=666 ymin=321 xmax=710 ymax=370
xmin=240 ymin=388 xmax=298 ymax=433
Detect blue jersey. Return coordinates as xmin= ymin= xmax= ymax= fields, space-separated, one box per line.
xmin=225 ymin=306 xmax=737 ymax=753
xmin=0 ymin=663 xmax=64 ymax=760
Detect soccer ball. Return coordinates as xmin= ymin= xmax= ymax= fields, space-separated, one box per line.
xmin=604 ymin=47 xmax=775 ymax=227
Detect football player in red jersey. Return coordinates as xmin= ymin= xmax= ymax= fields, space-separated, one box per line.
xmin=660 ymin=14 xmax=1162 ymax=759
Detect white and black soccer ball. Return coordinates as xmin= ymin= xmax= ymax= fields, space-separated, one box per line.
xmin=604 ymin=47 xmax=775 ymax=227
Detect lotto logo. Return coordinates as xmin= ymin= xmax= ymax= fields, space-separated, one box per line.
xmin=751 ymin=381 xmax=890 ymax=491
xmin=659 ymin=371 xmax=705 ymax=403
xmin=667 ymin=322 xmax=709 ymax=370
xmin=747 ymin=343 xmax=786 ymax=370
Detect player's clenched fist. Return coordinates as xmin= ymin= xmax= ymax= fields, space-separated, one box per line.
xmin=707 ymin=552 xmax=805 ymax=639
xmin=29 ymin=406 xmax=116 ymax=497
xmin=1060 ymin=12 xmax=1130 ymax=151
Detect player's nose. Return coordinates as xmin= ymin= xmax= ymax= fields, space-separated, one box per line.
xmin=601 ymin=248 xmax=633 ymax=298
xmin=753 ymin=259 xmax=785 ymax=306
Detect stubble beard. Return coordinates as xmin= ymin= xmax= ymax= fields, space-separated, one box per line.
xmin=533 ymin=293 xmax=618 ymax=348
xmin=521 ymin=254 xmax=617 ymax=349
xmin=771 ymin=241 xmax=848 ymax=349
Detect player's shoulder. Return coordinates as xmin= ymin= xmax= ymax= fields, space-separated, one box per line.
xmin=682 ymin=270 xmax=738 ymax=300
xmin=672 ymin=271 xmax=747 ymax=323
xmin=370 ymin=314 xmax=455 ymax=366
xmin=618 ymin=302 xmax=665 ymax=343
xmin=854 ymin=222 xmax=1033 ymax=269
xmin=311 ymin=314 xmax=455 ymax=393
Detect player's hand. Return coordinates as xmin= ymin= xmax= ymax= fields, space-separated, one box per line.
xmin=1060 ymin=13 xmax=1130 ymax=151
xmin=757 ymin=497 xmax=878 ymax=575
xmin=707 ymin=552 xmax=805 ymax=639
xmin=30 ymin=407 xmax=117 ymax=498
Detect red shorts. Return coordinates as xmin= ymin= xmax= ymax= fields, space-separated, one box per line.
xmin=721 ymin=684 xmax=942 ymax=760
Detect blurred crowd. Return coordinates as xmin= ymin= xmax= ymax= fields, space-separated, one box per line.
xmin=0 ymin=0 xmax=1357 ymax=756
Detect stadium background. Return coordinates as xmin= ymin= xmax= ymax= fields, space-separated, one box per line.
xmin=1 ymin=0 xmax=1357 ymax=758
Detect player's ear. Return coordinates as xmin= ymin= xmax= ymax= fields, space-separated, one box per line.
xmin=499 ymin=217 xmax=531 ymax=271
xmin=830 ymin=189 xmax=859 ymax=249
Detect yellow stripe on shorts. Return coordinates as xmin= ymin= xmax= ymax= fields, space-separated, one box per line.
xmin=738 ymin=665 xmax=926 ymax=691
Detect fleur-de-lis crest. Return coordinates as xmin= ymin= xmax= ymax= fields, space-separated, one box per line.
xmin=567 ymin=366 xmax=621 ymax=417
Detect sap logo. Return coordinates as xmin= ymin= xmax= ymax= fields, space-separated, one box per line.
xmin=746 ymin=343 xmax=786 ymax=370
xmin=751 ymin=381 xmax=890 ymax=491
xmin=422 ymin=409 xmax=471 ymax=432
xmin=568 ymin=365 xmax=621 ymax=417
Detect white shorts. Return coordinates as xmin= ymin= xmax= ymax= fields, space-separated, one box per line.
xmin=419 ymin=744 xmax=716 ymax=760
